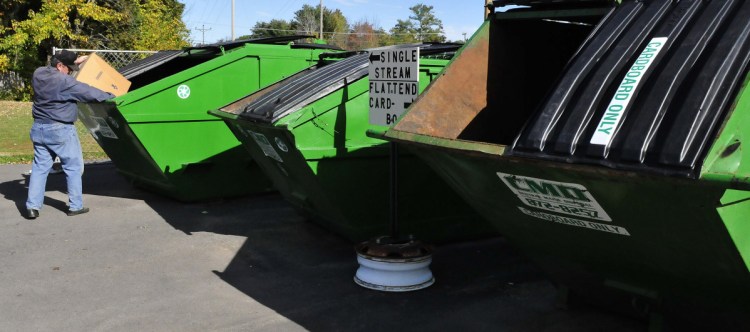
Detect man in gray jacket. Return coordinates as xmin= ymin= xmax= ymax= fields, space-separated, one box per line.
xmin=26 ymin=50 xmax=114 ymax=219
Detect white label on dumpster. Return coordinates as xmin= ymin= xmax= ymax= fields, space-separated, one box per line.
xmin=90 ymin=116 xmax=118 ymax=139
xmin=369 ymin=47 xmax=420 ymax=126
xmin=248 ymin=130 xmax=283 ymax=163
xmin=590 ymin=37 xmax=668 ymax=146
xmin=497 ymin=172 xmax=611 ymax=222
xmin=518 ymin=207 xmax=630 ymax=236
xmin=176 ymin=84 xmax=191 ymax=99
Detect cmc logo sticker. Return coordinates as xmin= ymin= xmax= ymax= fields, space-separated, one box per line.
xmin=497 ymin=172 xmax=611 ymax=222
xmin=176 ymin=85 xmax=191 ymax=99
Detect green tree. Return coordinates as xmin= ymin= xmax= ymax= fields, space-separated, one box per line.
xmin=410 ymin=4 xmax=446 ymax=42
xmin=0 ymin=0 xmax=190 ymax=100
xmin=0 ymin=1 xmax=40 ymax=32
xmin=390 ymin=3 xmax=446 ymax=43
xmin=291 ymin=4 xmax=348 ymax=47
xmin=0 ymin=0 xmax=123 ymax=100
xmin=389 ymin=19 xmax=418 ymax=44
xmin=249 ymin=19 xmax=294 ymax=39
xmin=109 ymin=0 xmax=190 ymax=50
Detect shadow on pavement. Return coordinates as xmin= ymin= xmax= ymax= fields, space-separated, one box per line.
xmin=0 ymin=162 xmax=160 ymax=216
xmin=1 ymin=162 xmax=646 ymax=331
xmin=149 ymin=189 xmax=644 ymax=331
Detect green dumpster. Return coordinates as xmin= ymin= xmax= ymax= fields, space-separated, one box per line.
xmin=382 ymin=0 xmax=750 ymax=317
xmin=209 ymin=46 xmax=495 ymax=243
xmin=76 ymin=36 xmax=340 ymax=201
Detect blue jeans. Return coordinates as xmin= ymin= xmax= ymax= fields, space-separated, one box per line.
xmin=26 ymin=122 xmax=84 ymax=211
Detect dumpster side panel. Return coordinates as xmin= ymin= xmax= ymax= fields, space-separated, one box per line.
xmin=277 ymin=67 xmax=492 ymax=242
xmin=217 ymin=60 xmax=495 ymax=242
xmin=129 ymin=121 xmax=239 ymax=173
xmin=226 ymin=122 xmax=350 ymax=228
xmin=402 ymin=142 xmax=750 ymax=304
xmin=119 ymin=56 xmax=262 ymax=123
xmin=77 ymin=102 xmax=166 ymax=183
xmin=717 ymin=189 xmax=750 ymax=272
xmin=702 ymin=77 xmax=750 ymax=190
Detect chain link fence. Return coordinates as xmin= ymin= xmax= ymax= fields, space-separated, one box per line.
xmin=52 ymin=47 xmax=157 ymax=69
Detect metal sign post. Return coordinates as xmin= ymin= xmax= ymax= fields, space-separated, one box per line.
xmin=368 ymin=46 xmax=420 ymax=238
xmin=354 ymin=46 xmax=434 ymax=292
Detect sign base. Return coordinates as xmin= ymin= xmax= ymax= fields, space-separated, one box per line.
xmin=353 ymin=236 xmax=434 ymax=292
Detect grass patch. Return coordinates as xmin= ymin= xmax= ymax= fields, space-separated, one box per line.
xmin=0 ymin=100 xmax=108 ymax=164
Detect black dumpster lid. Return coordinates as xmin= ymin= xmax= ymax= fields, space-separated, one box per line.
xmin=238 ymin=52 xmax=370 ymax=123
xmin=184 ymin=35 xmax=318 ymax=53
xmin=494 ymin=0 xmax=615 ymax=4
xmin=236 ymin=43 xmax=457 ymax=123
xmin=118 ymin=50 xmax=182 ymax=79
xmin=118 ymin=35 xmax=340 ymax=80
xmin=492 ymin=0 xmax=617 ymax=10
xmin=509 ymin=0 xmax=750 ymax=178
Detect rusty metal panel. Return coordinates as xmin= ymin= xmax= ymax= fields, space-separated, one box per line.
xmin=393 ymin=22 xmax=491 ymax=139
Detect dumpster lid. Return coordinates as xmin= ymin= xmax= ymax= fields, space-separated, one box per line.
xmin=494 ymin=0 xmax=615 ymax=5
xmin=184 ymin=35 xmax=318 ymax=53
xmin=118 ymin=50 xmax=182 ymax=79
xmin=235 ymin=43 xmax=458 ymax=123
xmin=237 ymin=52 xmax=371 ymax=123
xmin=119 ymin=35 xmax=339 ymax=81
xmin=492 ymin=0 xmax=617 ymax=11
xmin=508 ymin=0 xmax=750 ymax=178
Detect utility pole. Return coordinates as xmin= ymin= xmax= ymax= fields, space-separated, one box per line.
xmin=462 ymin=32 xmax=467 ymax=42
xmin=231 ymin=0 xmax=235 ymax=41
xmin=196 ymin=24 xmax=212 ymax=45
xmin=319 ymin=0 xmax=323 ymax=40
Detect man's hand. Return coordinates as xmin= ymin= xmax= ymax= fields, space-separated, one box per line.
xmin=74 ymin=56 xmax=89 ymax=65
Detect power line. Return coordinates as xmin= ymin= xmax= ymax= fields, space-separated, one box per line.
xmin=204 ymin=1 xmax=221 ymax=27
xmin=274 ymin=0 xmax=300 ymax=20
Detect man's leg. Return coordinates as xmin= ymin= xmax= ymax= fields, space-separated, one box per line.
xmin=55 ymin=125 xmax=85 ymax=211
xmin=26 ymin=124 xmax=53 ymax=211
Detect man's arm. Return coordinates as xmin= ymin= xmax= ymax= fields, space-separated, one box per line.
xmin=61 ymin=76 xmax=115 ymax=103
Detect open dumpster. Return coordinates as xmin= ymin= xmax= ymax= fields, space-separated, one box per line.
xmin=381 ymin=0 xmax=750 ymax=320
xmin=209 ymin=46 xmax=495 ymax=243
xmin=76 ymin=36 xmax=340 ymax=201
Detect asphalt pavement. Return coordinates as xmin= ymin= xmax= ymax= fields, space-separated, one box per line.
xmin=0 ymin=162 xmax=646 ymax=331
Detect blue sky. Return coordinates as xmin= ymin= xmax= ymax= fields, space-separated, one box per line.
xmin=178 ymin=0 xmax=485 ymax=45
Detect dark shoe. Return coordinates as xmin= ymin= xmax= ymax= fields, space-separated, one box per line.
xmin=26 ymin=209 xmax=39 ymax=219
xmin=66 ymin=207 xmax=89 ymax=216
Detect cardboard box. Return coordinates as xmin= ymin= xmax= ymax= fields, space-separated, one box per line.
xmin=73 ymin=53 xmax=131 ymax=97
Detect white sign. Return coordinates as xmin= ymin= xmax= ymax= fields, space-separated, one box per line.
xmin=177 ymin=84 xmax=191 ymax=99
xmin=590 ymin=37 xmax=668 ymax=146
xmin=91 ymin=116 xmax=118 ymax=139
xmin=497 ymin=172 xmax=612 ymax=222
xmin=518 ymin=207 xmax=630 ymax=236
xmin=369 ymin=47 xmax=420 ymax=126
xmin=246 ymin=129 xmax=283 ymax=163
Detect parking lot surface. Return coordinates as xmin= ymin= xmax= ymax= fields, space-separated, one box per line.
xmin=0 ymin=162 xmax=644 ymax=331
